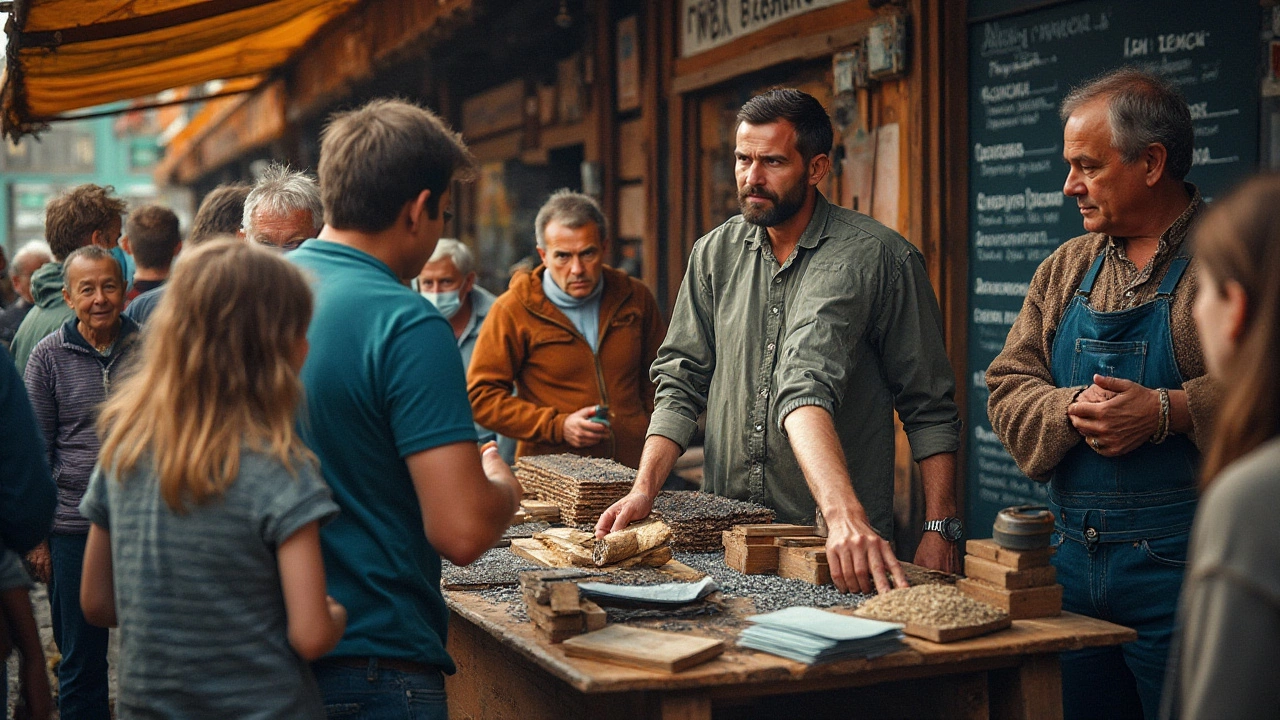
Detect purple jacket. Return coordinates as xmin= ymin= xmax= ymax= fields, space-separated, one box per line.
xmin=24 ymin=315 xmax=140 ymax=534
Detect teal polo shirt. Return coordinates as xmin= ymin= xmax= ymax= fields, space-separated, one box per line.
xmin=290 ymin=240 xmax=477 ymax=672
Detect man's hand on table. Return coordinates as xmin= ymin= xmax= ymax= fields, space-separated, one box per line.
xmin=594 ymin=491 xmax=652 ymax=538
xmin=824 ymin=509 xmax=907 ymax=595
xmin=913 ymin=531 xmax=960 ymax=575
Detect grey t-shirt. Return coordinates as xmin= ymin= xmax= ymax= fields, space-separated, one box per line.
xmin=1165 ymin=436 xmax=1280 ymax=719
xmin=80 ymin=450 xmax=339 ymax=720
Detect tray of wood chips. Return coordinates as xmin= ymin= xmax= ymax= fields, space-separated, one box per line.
xmin=854 ymin=584 xmax=1010 ymax=643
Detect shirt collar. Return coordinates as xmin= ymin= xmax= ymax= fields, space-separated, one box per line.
xmin=743 ymin=191 xmax=833 ymax=252
xmin=1102 ymin=182 xmax=1202 ymax=259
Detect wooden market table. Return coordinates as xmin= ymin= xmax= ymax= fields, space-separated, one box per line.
xmin=443 ymin=588 xmax=1135 ymax=720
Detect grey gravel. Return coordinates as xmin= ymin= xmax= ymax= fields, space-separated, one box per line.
xmin=674 ymin=552 xmax=872 ymax=613
xmin=441 ymin=548 xmax=548 ymax=589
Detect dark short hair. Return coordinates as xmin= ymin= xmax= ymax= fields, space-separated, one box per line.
xmin=45 ymin=184 xmax=127 ymax=260
xmin=1060 ymin=67 xmax=1194 ymax=182
xmin=189 ymin=183 xmax=252 ymax=244
xmin=62 ymin=244 xmax=123 ymax=285
xmin=319 ymin=99 xmax=476 ymax=232
xmin=125 ymin=206 xmax=181 ymax=270
xmin=737 ymin=89 xmax=834 ymax=163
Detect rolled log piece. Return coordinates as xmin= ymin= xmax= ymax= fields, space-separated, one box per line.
xmin=593 ymin=519 xmax=672 ymax=567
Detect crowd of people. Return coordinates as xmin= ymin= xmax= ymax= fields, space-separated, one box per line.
xmin=0 ymin=72 xmax=1275 ymax=720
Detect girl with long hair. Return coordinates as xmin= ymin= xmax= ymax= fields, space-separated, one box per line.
xmin=78 ymin=239 xmax=345 ymax=719
xmin=1164 ymin=175 xmax=1280 ymax=718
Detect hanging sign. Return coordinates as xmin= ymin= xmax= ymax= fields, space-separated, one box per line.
xmin=681 ymin=0 xmax=845 ymax=57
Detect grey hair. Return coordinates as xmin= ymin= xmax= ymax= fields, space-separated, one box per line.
xmin=241 ymin=163 xmax=324 ymax=237
xmin=427 ymin=238 xmax=475 ymax=275
xmin=62 ymin=244 xmax=122 ymax=284
xmin=13 ymin=240 xmax=53 ymax=275
xmin=534 ymin=189 xmax=607 ymax=249
xmin=1059 ymin=67 xmax=1194 ymax=182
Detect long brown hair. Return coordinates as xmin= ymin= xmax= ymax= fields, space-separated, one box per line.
xmin=1193 ymin=175 xmax=1280 ymax=485
xmin=98 ymin=239 xmax=315 ymax=511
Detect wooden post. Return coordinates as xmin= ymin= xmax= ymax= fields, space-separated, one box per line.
xmin=989 ymin=653 xmax=1063 ymax=720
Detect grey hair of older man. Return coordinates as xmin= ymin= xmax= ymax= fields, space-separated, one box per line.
xmin=241 ymin=163 xmax=324 ymax=237
xmin=427 ymin=238 xmax=475 ymax=276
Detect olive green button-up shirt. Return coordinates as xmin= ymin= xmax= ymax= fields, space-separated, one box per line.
xmin=649 ymin=194 xmax=961 ymax=535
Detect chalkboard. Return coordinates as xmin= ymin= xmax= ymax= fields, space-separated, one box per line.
xmin=965 ymin=1 xmax=1260 ymax=537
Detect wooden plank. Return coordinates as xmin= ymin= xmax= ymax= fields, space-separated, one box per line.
xmin=773 ymin=536 xmax=827 ymax=548
xmin=956 ymin=579 xmax=1062 ymax=620
xmin=966 ymin=539 xmax=1055 ymax=571
xmin=901 ymin=615 xmax=1012 ymax=644
xmin=657 ymin=692 xmax=712 ymax=720
xmin=462 ymin=78 xmax=525 ymax=139
xmin=734 ymin=524 xmax=817 ymax=537
xmin=965 ymin=555 xmax=1056 ymax=590
xmin=561 ymin=626 xmax=725 ymax=674
xmin=510 ymin=538 xmax=561 ymax=568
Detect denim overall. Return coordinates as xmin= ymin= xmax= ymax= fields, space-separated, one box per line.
xmin=1048 ymin=250 xmax=1198 ymax=720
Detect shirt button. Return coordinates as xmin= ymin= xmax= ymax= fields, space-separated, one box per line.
xmin=771 ymin=306 xmax=780 ymax=314
xmin=774 ymin=277 xmax=782 ymax=284
xmin=759 ymin=387 xmax=769 ymax=397
xmin=1125 ymin=291 xmax=1134 ymax=297
xmin=754 ymin=423 xmax=763 ymax=432
xmin=766 ymin=343 xmax=776 ymax=352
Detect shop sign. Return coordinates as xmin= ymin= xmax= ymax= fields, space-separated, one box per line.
xmin=681 ymin=0 xmax=844 ymax=57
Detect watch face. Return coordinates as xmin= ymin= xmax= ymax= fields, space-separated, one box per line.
xmin=942 ymin=517 xmax=965 ymax=542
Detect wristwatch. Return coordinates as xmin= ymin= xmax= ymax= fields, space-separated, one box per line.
xmin=923 ymin=517 xmax=965 ymax=543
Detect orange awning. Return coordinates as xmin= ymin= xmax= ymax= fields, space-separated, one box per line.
xmin=2 ymin=0 xmax=360 ymax=137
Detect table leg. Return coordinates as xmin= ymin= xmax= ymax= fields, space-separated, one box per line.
xmin=989 ymin=653 xmax=1062 ymax=720
xmin=657 ymin=692 xmax=712 ymax=720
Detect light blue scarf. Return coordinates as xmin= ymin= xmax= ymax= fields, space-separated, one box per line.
xmin=542 ymin=269 xmax=604 ymax=352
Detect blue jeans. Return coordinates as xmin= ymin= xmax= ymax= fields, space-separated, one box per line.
xmin=48 ymin=533 xmax=110 ymax=720
xmin=1053 ymin=529 xmax=1188 ymax=720
xmin=313 ymin=659 xmax=447 ymax=719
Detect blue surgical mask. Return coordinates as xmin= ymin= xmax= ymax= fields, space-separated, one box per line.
xmin=421 ymin=289 xmax=462 ymax=319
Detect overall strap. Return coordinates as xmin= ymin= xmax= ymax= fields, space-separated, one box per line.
xmin=1074 ymin=252 xmax=1107 ymax=298
xmin=1156 ymin=253 xmax=1192 ymax=297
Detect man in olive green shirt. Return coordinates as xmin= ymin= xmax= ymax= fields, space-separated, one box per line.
xmin=596 ymin=89 xmax=961 ymax=595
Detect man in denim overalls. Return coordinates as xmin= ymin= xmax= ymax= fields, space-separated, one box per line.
xmin=986 ymin=68 xmax=1218 ymax=720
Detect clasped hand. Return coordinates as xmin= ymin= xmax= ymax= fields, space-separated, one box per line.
xmin=1067 ymin=374 xmax=1160 ymax=457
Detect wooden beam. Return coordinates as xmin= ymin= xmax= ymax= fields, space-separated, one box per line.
xmin=671 ymin=22 xmax=871 ymax=95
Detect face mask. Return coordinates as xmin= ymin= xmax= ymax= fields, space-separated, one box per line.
xmin=421 ymin=289 xmax=462 ymax=319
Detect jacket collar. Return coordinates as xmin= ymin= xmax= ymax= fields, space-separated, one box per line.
xmin=60 ymin=313 xmax=140 ymax=357
xmin=511 ymin=265 xmax=634 ymax=333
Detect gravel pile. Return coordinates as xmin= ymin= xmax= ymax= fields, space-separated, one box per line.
xmin=651 ymin=492 xmax=775 ymax=552
xmin=674 ymin=552 xmax=871 ymax=612
xmin=515 ymin=455 xmax=636 ymax=525
xmin=441 ymin=548 xmax=551 ymax=589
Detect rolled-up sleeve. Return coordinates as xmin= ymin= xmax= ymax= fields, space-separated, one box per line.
xmin=648 ymin=241 xmax=715 ymax=450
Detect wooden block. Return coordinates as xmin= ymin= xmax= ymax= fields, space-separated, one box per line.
xmin=773 ymin=536 xmax=827 ymax=548
xmin=738 ymin=523 xmax=815 ymax=537
xmin=561 ymin=625 xmax=725 ymax=673
xmin=581 ymin=599 xmax=607 ymax=631
xmin=549 ymin=582 xmax=580 ymax=613
xmin=957 ymin=578 xmax=1062 ymax=619
xmin=724 ymin=540 xmax=779 ymax=574
xmin=965 ymin=554 xmax=1056 ymax=590
xmin=524 ymin=595 xmax=585 ymax=633
xmin=518 ymin=569 xmax=595 ymax=603
xmin=966 ymin=538 xmax=1054 ymax=570
xmin=777 ymin=546 xmax=832 ymax=585
xmin=521 ymin=500 xmax=562 ymax=522
xmin=904 ymin=615 xmax=1012 ymax=643
xmin=613 ymin=545 xmax=673 ymax=568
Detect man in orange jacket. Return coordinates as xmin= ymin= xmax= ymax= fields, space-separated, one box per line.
xmin=468 ymin=190 xmax=665 ymax=469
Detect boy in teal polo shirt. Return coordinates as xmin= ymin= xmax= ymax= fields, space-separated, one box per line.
xmin=292 ymin=98 xmax=522 ymax=719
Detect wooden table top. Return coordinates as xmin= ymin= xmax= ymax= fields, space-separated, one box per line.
xmin=444 ymin=588 xmax=1136 ymax=695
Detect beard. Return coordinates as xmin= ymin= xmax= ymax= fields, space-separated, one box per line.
xmin=738 ymin=180 xmax=807 ymax=227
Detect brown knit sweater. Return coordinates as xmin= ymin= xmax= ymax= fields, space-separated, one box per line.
xmin=986 ymin=188 xmax=1219 ymax=482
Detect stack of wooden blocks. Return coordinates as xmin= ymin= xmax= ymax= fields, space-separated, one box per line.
xmin=519 ymin=570 xmax=607 ymax=643
xmin=722 ymin=524 xmax=824 ymax=581
xmin=956 ymin=539 xmax=1062 ymax=620
xmin=518 ymin=499 xmax=561 ymax=524
xmin=514 ymin=455 xmax=634 ymax=525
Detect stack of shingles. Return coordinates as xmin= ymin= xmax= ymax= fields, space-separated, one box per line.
xmin=651 ymin=491 xmax=775 ymax=553
xmin=514 ymin=454 xmax=636 ymax=526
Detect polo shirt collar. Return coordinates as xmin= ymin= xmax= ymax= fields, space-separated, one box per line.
xmin=302 ymin=239 xmax=401 ymax=282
